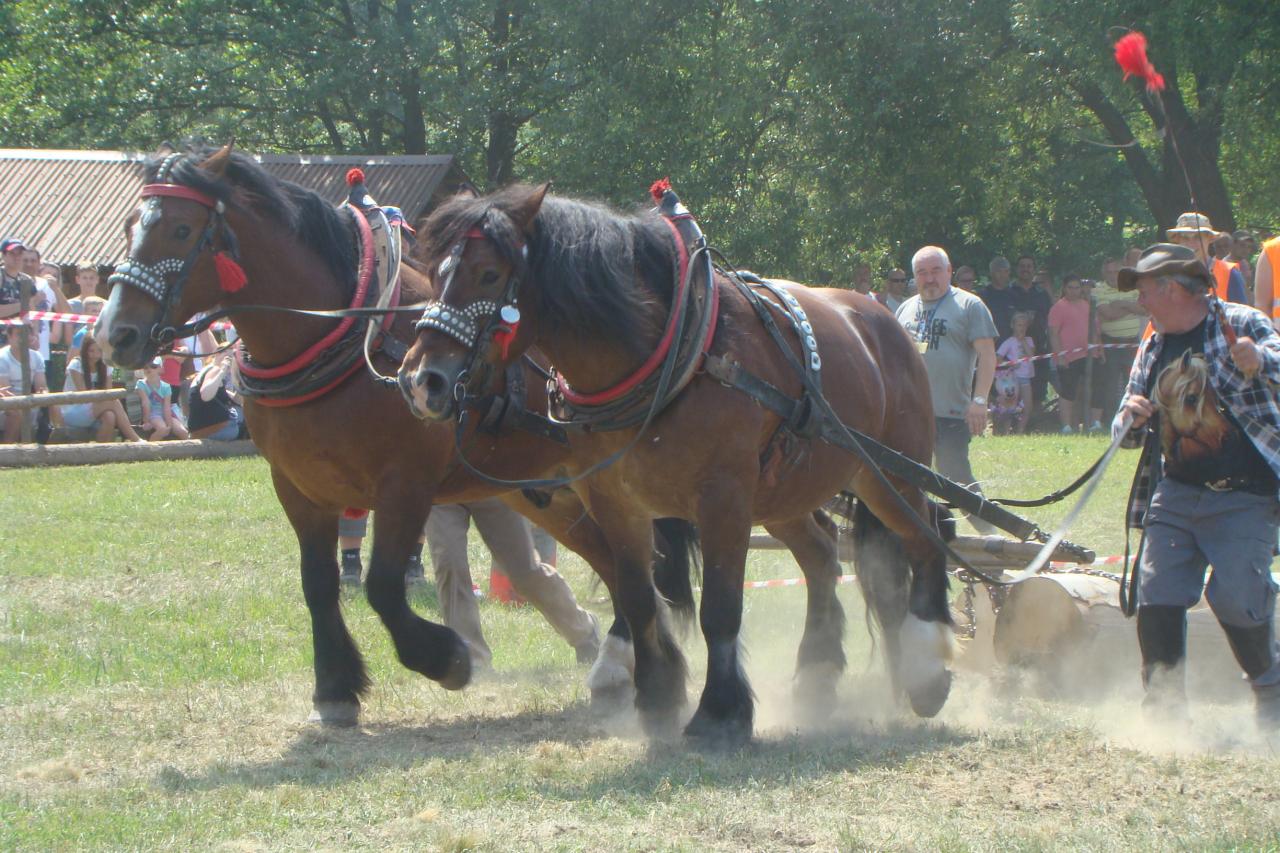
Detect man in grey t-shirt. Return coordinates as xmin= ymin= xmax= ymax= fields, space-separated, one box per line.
xmin=896 ymin=245 xmax=998 ymax=530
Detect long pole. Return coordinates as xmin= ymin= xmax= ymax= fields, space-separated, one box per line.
xmin=16 ymin=283 xmax=32 ymax=442
xmin=1082 ymin=293 xmax=1096 ymax=429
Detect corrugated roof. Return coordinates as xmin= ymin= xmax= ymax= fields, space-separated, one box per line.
xmin=0 ymin=149 xmax=471 ymax=265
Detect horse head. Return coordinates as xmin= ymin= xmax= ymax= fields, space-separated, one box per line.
xmin=399 ymin=183 xmax=547 ymax=421
xmin=1155 ymin=349 xmax=1230 ymax=457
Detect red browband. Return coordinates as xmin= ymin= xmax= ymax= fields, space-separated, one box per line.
xmin=141 ymin=183 xmax=220 ymax=208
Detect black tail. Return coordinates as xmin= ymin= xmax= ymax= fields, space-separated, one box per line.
xmin=652 ymin=518 xmax=700 ymax=629
xmin=851 ymin=499 xmax=910 ymax=655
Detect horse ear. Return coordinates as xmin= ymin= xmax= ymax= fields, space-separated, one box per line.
xmin=1180 ymin=349 xmax=1194 ymax=369
xmin=507 ymin=183 xmax=550 ymax=234
xmin=454 ymin=183 xmax=480 ymax=200
xmin=199 ymin=142 xmax=235 ymax=178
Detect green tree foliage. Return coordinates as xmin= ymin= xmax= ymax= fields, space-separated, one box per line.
xmin=1 ymin=0 xmax=1276 ymax=280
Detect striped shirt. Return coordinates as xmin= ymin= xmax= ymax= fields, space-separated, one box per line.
xmin=1112 ymin=300 xmax=1280 ymax=526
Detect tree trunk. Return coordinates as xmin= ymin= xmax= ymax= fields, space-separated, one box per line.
xmin=395 ymin=0 xmax=427 ymax=155
xmin=1074 ymin=81 xmax=1234 ymax=233
xmin=486 ymin=112 xmax=518 ymax=188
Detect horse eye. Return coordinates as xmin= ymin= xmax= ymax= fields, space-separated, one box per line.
xmin=174 ymin=224 xmax=192 ymax=240
xmin=481 ymin=270 xmax=500 ymax=287
xmin=1186 ymin=394 xmax=1198 ymax=406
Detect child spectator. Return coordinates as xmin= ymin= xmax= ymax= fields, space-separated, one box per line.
xmin=995 ymin=311 xmax=1035 ymax=433
xmin=136 ymin=357 xmax=189 ymax=441
xmin=60 ymin=333 xmax=145 ymax=443
xmin=66 ymin=263 xmax=101 ymax=344
xmin=160 ymin=344 xmax=189 ymax=423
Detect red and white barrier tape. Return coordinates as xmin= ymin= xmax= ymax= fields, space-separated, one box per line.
xmin=0 ymin=310 xmax=234 ymax=332
xmin=996 ymin=342 xmax=1136 ymax=370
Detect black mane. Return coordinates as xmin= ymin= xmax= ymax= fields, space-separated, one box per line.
xmin=151 ymin=145 xmax=359 ymax=295
xmin=419 ymin=186 xmax=677 ymax=356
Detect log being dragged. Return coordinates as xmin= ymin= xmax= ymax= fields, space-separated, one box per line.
xmin=988 ymin=571 xmax=1279 ymax=701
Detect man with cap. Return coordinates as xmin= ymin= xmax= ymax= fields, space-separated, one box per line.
xmin=1165 ymin=212 xmax=1247 ymax=304
xmin=0 ymin=238 xmax=35 ymax=346
xmin=1113 ymin=243 xmax=1280 ymax=726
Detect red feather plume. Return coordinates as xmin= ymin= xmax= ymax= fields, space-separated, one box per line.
xmin=345 ymin=167 xmax=366 ymax=186
xmin=1114 ymin=32 xmax=1165 ymax=94
xmin=649 ymin=178 xmax=672 ymax=203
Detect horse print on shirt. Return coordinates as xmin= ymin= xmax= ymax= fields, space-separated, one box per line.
xmin=1153 ymin=349 xmax=1234 ymax=481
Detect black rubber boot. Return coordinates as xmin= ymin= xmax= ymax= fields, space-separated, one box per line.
xmin=1219 ymin=620 xmax=1280 ymax=728
xmin=1137 ymin=605 xmax=1188 ymax=720
xmin=404 ymin=555 xmax=426 ymax=585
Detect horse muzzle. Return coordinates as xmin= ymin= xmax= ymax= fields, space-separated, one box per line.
xmin=399 ymin=362 xmax=457 ymax=422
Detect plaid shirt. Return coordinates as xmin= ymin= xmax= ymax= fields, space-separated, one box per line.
xmin=1112 ymin=301 xmax=1280 ymax=527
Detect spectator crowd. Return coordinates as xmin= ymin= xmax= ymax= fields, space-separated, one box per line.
xmin=0 ymin=236 xmax=245 ymax=445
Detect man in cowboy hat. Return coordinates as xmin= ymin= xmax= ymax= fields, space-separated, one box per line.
xmin=1165 ymin=212 xmax=1247 ymax=304
xmin=1114 ymin=243 xmax=1280 ymax=726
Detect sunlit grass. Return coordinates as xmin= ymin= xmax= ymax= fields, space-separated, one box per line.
xmin=3 ymin=445 xmax=1278 ymax=850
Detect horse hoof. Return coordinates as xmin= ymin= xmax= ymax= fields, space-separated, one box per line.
xmin=793 ymin=662 xmax=841 ymax=722
xmin=308 ymin=701 xmax=360 ymax=727
xmin=907 ymin=668 xmax=952 ymax=719
xmin=589 ymin=684 xmax=635 ymax=715
xmin=437 ymin=638 xmax=472 ymax=691
xmin=637 ymin=708 xmax=682 ymax=741
xmin=683 ymin=709 xmax=752 ymax=749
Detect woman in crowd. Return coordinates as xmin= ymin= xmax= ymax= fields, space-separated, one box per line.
xmin=188 ymin=349 xmax=245 ymax=440
xmin=60 ymin=333 xmax=145 ymax=443
xmin=1047 ymin=274 xmax=1104 ymax=433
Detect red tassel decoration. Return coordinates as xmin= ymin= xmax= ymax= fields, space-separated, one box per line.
xmin=346 ymin=167 xmax=366 ymax=186
xmin=493 ymin=322 xmax=519 ymax=361
xmin=214 ymin=252 xmax=248 ymax=293
xmin=1114 ymin=32 xmax=1165 ymax=94
xmin=649 ymin=178 xmax=672 ymax=203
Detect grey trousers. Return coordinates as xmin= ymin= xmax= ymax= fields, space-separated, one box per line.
xmin=1140 ymin=478 xmax=1280 ymax=685
xmin=934 ymin=416 xmax=996 ymax=534
xmin=426 ymin=498 xmax=596 ymax=668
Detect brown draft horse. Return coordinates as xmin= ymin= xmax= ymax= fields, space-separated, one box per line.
xmin=93 ymin=146 xmax=696 ymax=726
xmin=399 ymin=184 xmax=956 ymax=745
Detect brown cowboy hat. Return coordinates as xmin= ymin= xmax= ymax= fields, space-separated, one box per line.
xmin=1117 ymin=243 xmax=1211 ymax=292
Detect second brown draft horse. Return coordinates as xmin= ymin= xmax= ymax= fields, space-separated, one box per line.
xmin=93 ymin=146 xmax=695 ymax=726
xmin=399 ymin=184 xmax=956 ymax=745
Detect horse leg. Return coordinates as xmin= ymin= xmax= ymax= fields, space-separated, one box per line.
xmin=503 ymin=490 xmax=635 ymax=709
xmin=271 ymin=468 xmax=368 ymax=726
xmin=852 ymin=473 xmax=955 ymax=718
xmin=590 ymin=497 xmax=689 ymax=737
xmin=765 ymin=511 xmax=846 ymax=719
xmin=685 ymin=487 xmax=755 ymax=747
xmin=899 ymin=528 xmax=955 ymax=718
xmin=364 ymin=487 xmax=471 ymax=691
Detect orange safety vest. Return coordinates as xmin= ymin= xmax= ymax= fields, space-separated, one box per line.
xmin=1212 ymin=257 xmax=1234 ymax=302
xmin=1265 ymin=237 xmax=1280 ymax=320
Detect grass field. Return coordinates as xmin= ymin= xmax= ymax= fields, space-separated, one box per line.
xmin=4 ymin=435 xmax=1280 ymax=851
